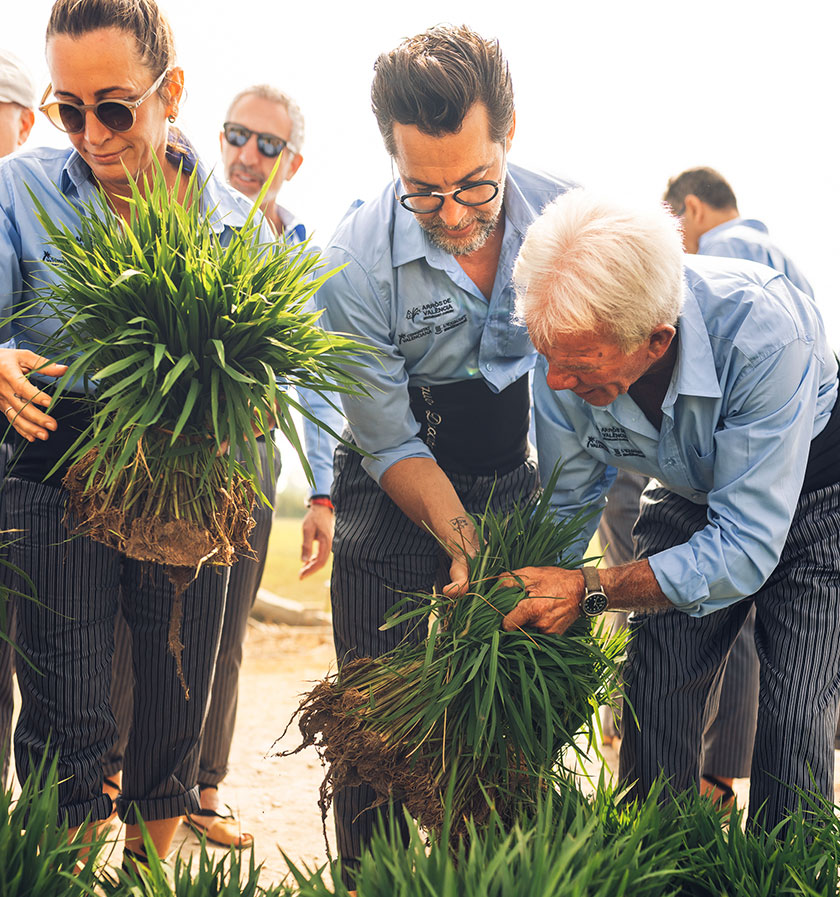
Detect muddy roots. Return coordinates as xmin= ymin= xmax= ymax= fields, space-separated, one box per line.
xmin=63 ymin=448 xmax=255 ymax=569
xmin=280 ymin=661 xmax=532 ymax=847
xmin=63 ymin=443 xmax=256 ymax=695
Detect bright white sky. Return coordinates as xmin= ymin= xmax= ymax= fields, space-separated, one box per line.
xmin=6 ymin=0 xmax=840 ymax=486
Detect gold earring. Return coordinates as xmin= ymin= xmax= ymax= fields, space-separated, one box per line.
xmin=168 ymin=112 xmax=177 ymax=123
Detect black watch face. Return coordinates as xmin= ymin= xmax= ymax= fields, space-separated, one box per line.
xmin=582 ymin=590 xmax=609 ymax=617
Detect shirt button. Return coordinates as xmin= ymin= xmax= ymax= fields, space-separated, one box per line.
xmin=484 ymin=363 xmax=493 ymax=372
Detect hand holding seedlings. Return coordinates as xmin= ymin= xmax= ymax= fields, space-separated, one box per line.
xmin=0 ymin=349 xmax=67 ymax=442
xmin=500 ymin=566 xmax=585 ymax=635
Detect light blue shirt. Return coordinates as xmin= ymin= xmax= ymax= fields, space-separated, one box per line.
xmin=269 ymin=200 xmax=343 ymax=497
xmin=698 ymin=218 xmax=813 ymax=297
xmin=535 ymin=255 xmax=838 ymax=616
xmin=0 ymin=142 xmax=335 ymax=495
xmin=0 ymin=140 xmax=264 ymax=352
xmin=316 ymin=163 xmax=576 ymax=483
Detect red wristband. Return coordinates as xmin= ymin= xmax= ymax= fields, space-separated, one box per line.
xmin=309 ymin=496 xmax=334 ymax=511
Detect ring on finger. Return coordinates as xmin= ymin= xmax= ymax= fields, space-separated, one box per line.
xmin=3 ymin=406 xmax=14 ymax=416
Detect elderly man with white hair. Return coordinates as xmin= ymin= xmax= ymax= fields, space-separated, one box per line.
xmin=499 ymin=190 xmax=840 ymax=828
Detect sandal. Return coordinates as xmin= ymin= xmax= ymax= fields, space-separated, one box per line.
xmin=701 ymin=773 xmax=735 ymax=807
xmin=185 ymin=804 xmax=254 ymax=849
xmin=102 ymin=775 xmax=121 ymax=825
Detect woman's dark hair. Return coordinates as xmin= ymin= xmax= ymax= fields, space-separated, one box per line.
xmin=371 ymin=24 xmax=514 ymax=156
xmin=47 ymin=0 xmax=176 ymax=98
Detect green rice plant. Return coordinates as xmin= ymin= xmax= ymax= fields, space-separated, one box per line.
xmin=286 ymin=774 xmax=840 ymax=897
xmin=667 ymin=785 xmax=839 ymax=897
xmin=285 ymin=781 xmax=682 ymax=897
xmin=0 ymin=750 xmax=108 ymax=897
xmin=282 ymin=465 xmax=626 ymax=839
xmin=101 ymin=833 xmax=295 ymax=897
xmin=26 ymin=163 xmax=369 ymax=574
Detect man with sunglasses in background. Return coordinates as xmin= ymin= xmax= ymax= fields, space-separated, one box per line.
xmin=220 ymin=85 xmax=306 ymax=242
xmin=314 ymin=25 xmax=576 ymax=889
xmin=103 ymin=83 xmax=340 ymax=847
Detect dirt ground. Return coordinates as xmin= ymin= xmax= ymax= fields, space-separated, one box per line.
xmin=170 ymin=621 xmax=339 ymax=886
xmin=8 ymin=619 xmax=840 ymax=890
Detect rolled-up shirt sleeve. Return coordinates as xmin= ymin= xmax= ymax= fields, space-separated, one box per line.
xmin=298 ymin=385 xmax=344 ymax=497
xmin=316 ymin=246 xmax=434 ymax=483
xmin=650 ymin=337 xmax=826 ymax=615
xmin=534 ymin=363 xmax=616 ymax=561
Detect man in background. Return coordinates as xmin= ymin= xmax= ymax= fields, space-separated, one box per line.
xmin=0 ymin=47 xmax=36 ymax=786
xmin=0 ymin=49 xmax=35 ymax=158
xmin=664 ymin=166 xmax=812 ymax=294
xmin=104 ymin=85 xmax=339 ymax=847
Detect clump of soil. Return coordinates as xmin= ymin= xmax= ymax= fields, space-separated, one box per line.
xmin=63 ymin=445 xmax=256 ymax=695
xmin=280 ymin=660 xmax=529 ymax=848
xmin=63 ymin=448 xmax=255 ymax=569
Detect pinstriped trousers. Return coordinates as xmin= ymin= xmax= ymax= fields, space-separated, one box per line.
xmin=103 ymin=438 xmax=282 ymax=787
xmin=330 ymin=442 xmax=539 ymax=879
xmin=6 ymin=477 xmax=228 ymax=827
xmin=598 ymin=469 xmax=759 ymax=777
xmin=619 ymin=479 xmax=840 ymax=827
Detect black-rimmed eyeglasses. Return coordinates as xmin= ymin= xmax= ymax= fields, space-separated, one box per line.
xmin=39 ymin=69 xmax=168 ymax=134
xmin=223 ymin=122 xmax=290 ymax=159
xmin=392 ymin=154 xmax=505 ymax=214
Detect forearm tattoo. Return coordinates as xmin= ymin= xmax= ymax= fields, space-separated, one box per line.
xmin=449 ymin=515 xmax=470 ymax=535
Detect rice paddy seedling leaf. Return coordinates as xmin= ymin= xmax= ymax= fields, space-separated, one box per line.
xmin=0 ymin=750 xmax=108 ymax=897
xmin=25 ymin=161 xmax=375 ymax=574
xmin=283 ymin=463 xmax=628 ymax=842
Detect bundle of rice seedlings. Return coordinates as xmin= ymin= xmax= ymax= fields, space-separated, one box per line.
xmin=27 ymin=165 xmax=368 ymax=578
xmin=282 ymin=467 xmax=626 ymax=839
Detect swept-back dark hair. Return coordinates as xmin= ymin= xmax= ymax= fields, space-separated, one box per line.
xmin=47 ymin=0 xmax=175 ymax=97
xmin=664 ymin=167 xmax=738 ymax=214
xmin=371 ymin=24 xmax=514 ymax=156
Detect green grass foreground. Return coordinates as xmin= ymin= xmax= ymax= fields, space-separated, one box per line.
xmin=4 ymin=760 xmax=839 ymax=896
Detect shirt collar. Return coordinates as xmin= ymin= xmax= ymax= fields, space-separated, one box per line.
xmin=390 ymin=163 xmax=532 ymax=268
xmin=698 ymin=216 xmax=768 ymax=251
xmin=57 ymin=131 xmax=248 ymax=235
xmin=662 ymin=278 xmax=722 ymax=406
xmin=275 ymin=202 xmax=306 ymax=242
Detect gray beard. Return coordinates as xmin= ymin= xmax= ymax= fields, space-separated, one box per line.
xmin=419 ymin=208 xmax=501 ymax=257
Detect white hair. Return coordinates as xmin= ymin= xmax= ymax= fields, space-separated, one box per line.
xmin=514 ymin=190 xmax=684 ymax=352
xmin=226 ymin=84 xmax=305 ymax=154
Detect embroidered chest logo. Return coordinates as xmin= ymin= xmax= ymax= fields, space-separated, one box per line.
xmin=587 ymin=425 xmax=645 ymax=458
xmin=405 ymin=298 xmax=455 ymax=322
xmin=398 ymin=298 xmax=466 ymax=344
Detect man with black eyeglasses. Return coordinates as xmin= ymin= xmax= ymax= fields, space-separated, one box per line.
xmin=314 ymin=24 xmax=576 ymax=888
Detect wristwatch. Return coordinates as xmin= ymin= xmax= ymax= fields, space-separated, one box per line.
xmin=580 ymin=566 xmax=609 ymax=617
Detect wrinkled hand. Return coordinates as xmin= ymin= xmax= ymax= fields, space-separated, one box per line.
xmin=0 ymin=349 xmax=67 ymax=442
xmin=499 ymin=566 xmax=585 ymax=636
xmin=299 ymin=503 xmax=334 ymax=579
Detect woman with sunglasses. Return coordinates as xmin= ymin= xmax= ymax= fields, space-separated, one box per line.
xmin=0 ymin=0 xmax=261 ymax=865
